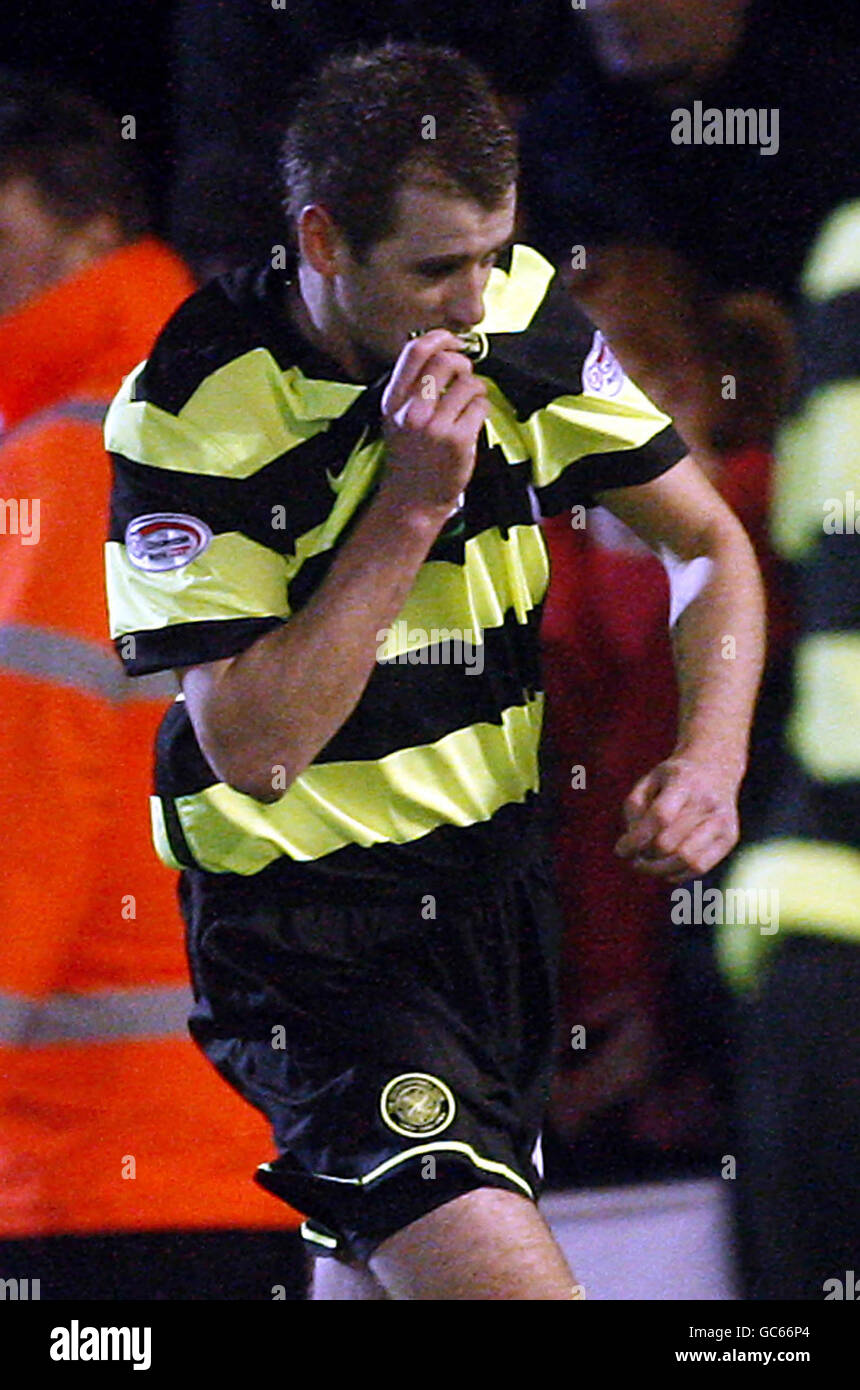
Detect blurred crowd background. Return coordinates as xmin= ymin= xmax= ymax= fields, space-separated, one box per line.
xmin=0 ymin=0 xmax=857 ymax=1300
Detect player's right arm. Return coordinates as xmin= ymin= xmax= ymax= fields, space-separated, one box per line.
xmin=178 ymin=330 xmax=488 ymax=803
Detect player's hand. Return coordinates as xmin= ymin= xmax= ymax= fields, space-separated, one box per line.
xmin=613 ymin=754 xmax=741 ymax=882
xmin=379 ymin=329 xmax=489 ymax=514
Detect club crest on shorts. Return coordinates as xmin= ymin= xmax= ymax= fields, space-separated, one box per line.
xmin=125 ymin=513 xmax=212 ymax=572
xmin=380 ymin=1073 xmax=456 ymax=1137
xmin=582 ymin=330 xmax=625 ymax=398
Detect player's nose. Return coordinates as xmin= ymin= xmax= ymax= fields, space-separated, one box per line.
xmin=443 ymin=271 xmax=487 ymax=332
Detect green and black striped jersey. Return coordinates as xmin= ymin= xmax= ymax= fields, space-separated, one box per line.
xmin=720 ymin=201 xmax=860 ymax=988
xmin=105 ymin=244 xmax=686 ymax=896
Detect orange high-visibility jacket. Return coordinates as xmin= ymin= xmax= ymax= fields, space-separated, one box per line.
xmin=0 ymin=238 xmax=301 ymax=1236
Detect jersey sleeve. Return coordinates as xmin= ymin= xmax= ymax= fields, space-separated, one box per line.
xmin=105 ymin=359 xmax=292 ymax=675
xmin=104 ymin=265 xmax=398 ymax=680
xmin=478 ymin=247 xmax=688 ymax=516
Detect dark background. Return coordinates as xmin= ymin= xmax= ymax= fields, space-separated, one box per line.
xmin=0 ymin=0 xmax=855 ymax=239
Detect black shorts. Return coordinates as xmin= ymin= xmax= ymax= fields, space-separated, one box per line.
xmin=180 ymin=856 xmax=563 ymax=1264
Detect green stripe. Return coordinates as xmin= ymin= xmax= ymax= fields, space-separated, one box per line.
xmin=300 ymin=1223 xmax=338 ymax=1250
xmin=801 ymin=200 xmax=860 ymax=302
xmin=478 ymin=243 xmax=555 ymax=333
xmin=353 ymin=1140 xmax=534 ymax=1197
xmin=0 ymin=985 xmax=192 ymax=1045
xmin=109 ymin=503 xmax=547 ymax=656
xmin=0 ymin=623 xmax=176 ymax=702
xmin=772 ymin=380 xmax=860 ymax=560
xmin=167 ymin=694 xmax=544 ymax=874
xmin=105 ymin=354 xmax=364 ymax=479
xmin=106 ymin=531 xmax=291 ymax=637
xmin=265 ymin=1139 xmax=534 ymax=1202
xmin=104 ymin=244 xmax=553 ymax=485
xmin=280 ymin=435 xmax=385 ymax=586
xmin=718 ymin=839 xmax=860 ymax=990
xmin=107 ymin=434 xmax=382 ymax=642
xmin=378 ymin=524 xmax=549 ymax=655
xmin=787 ymin=633 xmax=860 ymax=780
xmin=487 ymin=374 xmax=675 ymax=486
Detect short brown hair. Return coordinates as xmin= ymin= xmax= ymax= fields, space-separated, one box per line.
xmin=281 ymin=42 xmax=518 ymax=259
xmin=0 ymin=73 xmax=150 ymax=241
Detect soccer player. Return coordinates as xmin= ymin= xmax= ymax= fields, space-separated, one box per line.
xmin=105 ymin=43 xmax=765 ymax=1300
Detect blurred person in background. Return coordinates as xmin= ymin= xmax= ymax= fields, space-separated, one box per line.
xmin=530 ymin=0 xmax=858 ymax=1168
xmin=521 ymin=0 xmax=858 ymax=455
xmin=717 ymin=200 xmax=860 ymax=1300
xmin=0 ymin=75 xmax=304 ymax=1299
xmin=168 ymin=0 xmax=568 ymax=281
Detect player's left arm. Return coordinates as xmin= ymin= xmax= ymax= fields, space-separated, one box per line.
xmin=594 ymin=454 xmax=767 ymax=882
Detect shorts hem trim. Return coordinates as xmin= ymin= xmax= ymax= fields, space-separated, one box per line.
xmin=298 ymin=1139 xmax=535 ymax=1199
xmin=301 ymin=1221 xmax=338 ymax=1250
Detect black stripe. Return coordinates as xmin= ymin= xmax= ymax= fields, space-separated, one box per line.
xmin=759 ymin=749 xmax=859 ymax=851
xmin=800 ymin=531 xmax=860 ymax=634
xmin=109 ymin=435 xmax=529 ymax=562
xmin=159 ymin=790 xmax=197 ymax=870
xmin=320 ymin=609 xmax=544 ymax=765
xmin=114 ymin=441 xmax=544 ymax=680
xmin=153 ymin=608 xmax=546 ymax=798
xmin=111 ymin=403 xmax=535 ymax=561
xmin=285 ymin=447 xmax=536 ymax=615
xmin=110 ymin=374 xmax=391 ymax=552
xmin=799 ymin=290 xmax=860 ymax=399
xmin=118 ymin=616 xmax=285 ymax=676
xmin=137 ymin=274 xmax=266 ymax=415
xmin=479 ymin=273 xmax=596 ymax=411
xmin=155 ymin=700 xmax=218 ymax=799
xmin=485 ymin=355 xmax=581 ymax=422
xmin=109 ymin=445 xmax=340 ymax=555
xmin=534 ymin=423 xmax=686 ymax=515
xmin=585 ymin=424 xmax=688 ymax=489
xmin=220 ymin=262 xmax=364 ymax=385
xmin=179 ymin=792 xmax=550 ymax=901
xmin=137 ymin=262 xmax=365 ymax=416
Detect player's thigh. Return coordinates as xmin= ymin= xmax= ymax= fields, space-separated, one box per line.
xmin=368 ymin=1186 xmax=580 ymax=1301
xmin=311 ymin=1255 xmax=390 ymax=1301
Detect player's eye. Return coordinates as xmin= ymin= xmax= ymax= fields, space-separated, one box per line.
xmin=415 ymin=249 xmax=502 ymax=281
xmin=416 ymin=261 xmax=458 ymax=281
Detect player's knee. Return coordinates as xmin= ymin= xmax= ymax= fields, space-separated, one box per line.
xmin=368 ymin=1186 xmax=576 ymax=1300
xmin=312 ymin=1254 xmax=389 ymax=1301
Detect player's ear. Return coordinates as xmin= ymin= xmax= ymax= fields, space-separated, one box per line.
xmin=296 ymin=204 xmax=351 ymax=278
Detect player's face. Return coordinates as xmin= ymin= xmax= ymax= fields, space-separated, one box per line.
xmin=330 ymin=181 xmax=517 ymax=376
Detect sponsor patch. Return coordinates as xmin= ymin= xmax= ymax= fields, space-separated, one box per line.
xmin=380 ymin=1072 xmax=456 ymax=1138
xmin=125 ymin=513 xmax=212 ymax=572
xmin=582 ymin=330 xmax=625 ymax=398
